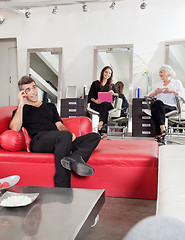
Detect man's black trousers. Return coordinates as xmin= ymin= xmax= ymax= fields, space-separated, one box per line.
xmin=30 ymin=131 xmax=101 ymax=188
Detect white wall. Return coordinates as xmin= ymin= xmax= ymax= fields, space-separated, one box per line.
xmin=0 ymin=0 xmax=185 ymax=99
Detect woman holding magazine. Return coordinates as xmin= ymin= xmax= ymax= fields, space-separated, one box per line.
xmin=88 ymin=66 xmax=118 ymax=138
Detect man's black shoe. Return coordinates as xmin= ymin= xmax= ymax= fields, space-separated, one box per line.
xmin=61 ymin=155 xmax=94 ymax=176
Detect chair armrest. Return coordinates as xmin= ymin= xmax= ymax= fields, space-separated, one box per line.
xmin=144 ymin=96 xmax=157 ymax=110
xmin=112 ymin=96 xmax=118 ymax=108
xmin=87 ymin=103 xmax=99 ymax=115
xmin=175 ymin=96 xmax=185 ymax=115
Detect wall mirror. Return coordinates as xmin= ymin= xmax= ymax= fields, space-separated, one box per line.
xmin=27 ymin=48 xmax=62 ymax=111
xmin=94 ymin=44 xmax=133 ymax=132
xmin=165 ymin=40 xmax=185 ymax=88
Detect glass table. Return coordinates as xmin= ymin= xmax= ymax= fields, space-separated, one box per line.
xmin=0 ymin=185 xmax=105 ymax=240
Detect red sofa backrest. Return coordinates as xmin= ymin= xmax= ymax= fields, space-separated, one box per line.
xmin=77 ymin=117 xmax=93 ymax=136
xmin=62 ymin=117 xmax=92 ymax=137
xmin=0 ymin=106 xmax=17 ymax=134
xmin=0 ymin=106 xmax=93 ymax=137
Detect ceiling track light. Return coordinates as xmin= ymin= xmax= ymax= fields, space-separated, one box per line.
xmin=25 ymin=10 xmax=31 ymax=18
xmin=0 ymin=17 xmax=5 ymax=24
xmin=109 ymin=2 xmax=116 ymax=10
xmin=140 ymin=0 xmax=147 ymax=9
xmin=82 ymin=3 xmax=89 ymax=12
xmin=52 ymin=6 xmax=58 ymax=14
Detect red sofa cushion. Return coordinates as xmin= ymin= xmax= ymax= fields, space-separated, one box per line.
xmin=22 ymin=127 xmax=31 ymax=152
xmin=0 ymin=130 xmax=26 ymax=151
xmin=62 ymin=117 xmax=92 ymax=137
xmin=88 ymin=140 xmax=158 ymax=167
xmin=72 ymin=140 xmax=158 ymax=199
xmin=62 ymin=118 xmax=81 ymax=137
xmin=0 ymin=140 xmax=158 ymax=199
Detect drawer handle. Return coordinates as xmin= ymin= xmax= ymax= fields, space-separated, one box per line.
xmin=69 ymin=102 xmax=77 ymax=105
xmin=142 ymin=124 xmax=151 ymax=127
xmin=142 ymin=116 xmax=151 ymax=120
xmin=142 ymin=101 xmax=152 ymax=105
xmin=142 ymin=131 xmax=151 ymax=134
xmin=69 ymin=109 xmax=77 ymax=112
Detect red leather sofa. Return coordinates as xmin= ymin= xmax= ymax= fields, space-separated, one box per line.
xmin=0 ymin=106 xmax=159 ymax=199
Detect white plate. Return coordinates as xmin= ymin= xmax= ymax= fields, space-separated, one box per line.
xmin=0 ymin=175 xmax=20 ymax=191
xmin=0 ymin=191 xmax=39 ymax=207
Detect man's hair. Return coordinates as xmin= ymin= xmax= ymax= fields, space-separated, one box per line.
xmin=18 ymin=76 xmax=36 ymax=91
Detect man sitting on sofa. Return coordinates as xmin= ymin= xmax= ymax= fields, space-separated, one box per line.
xmin=9 ymin=76 xmax=101 ymax=188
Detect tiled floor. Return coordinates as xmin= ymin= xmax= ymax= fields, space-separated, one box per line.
xmin=109 ymin=133 xmax=185 ymax=145
xmin=83 ymin=197 xmax=156 ymax=240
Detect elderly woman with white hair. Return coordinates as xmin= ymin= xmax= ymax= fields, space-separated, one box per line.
xmin=148 ymin=64 xmax=185 ymax=142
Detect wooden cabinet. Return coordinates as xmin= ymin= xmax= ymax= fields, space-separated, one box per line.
xmin=132 ymin=98 xmax=155 ymax=137
xmin=61 ymin=98 xmax=87 ymax=118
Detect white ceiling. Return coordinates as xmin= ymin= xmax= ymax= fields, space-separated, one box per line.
xmin=0 ymin=0 xmax=124 ymax=10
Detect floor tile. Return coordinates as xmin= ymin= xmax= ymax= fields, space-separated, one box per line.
xmin=81 ymin=197 xmax=156 ymax=240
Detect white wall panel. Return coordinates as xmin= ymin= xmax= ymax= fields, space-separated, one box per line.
xmin=0 ymin=0 xmax=185 ymax=98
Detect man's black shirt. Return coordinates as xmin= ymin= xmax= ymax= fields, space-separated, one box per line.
xmin=12 ymin=102 xmax=63 ymax=139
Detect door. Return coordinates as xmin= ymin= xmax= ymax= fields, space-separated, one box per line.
xmin=8 ymin=46 xmax=18 ymax=106
xmin=0 ymin=38 xmax=18 ymax=106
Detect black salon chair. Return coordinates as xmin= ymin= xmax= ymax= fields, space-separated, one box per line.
xmin=143 ymin=96 xmax=184 ymax=144
xmin=86 ymin=97 xmax=121 ymax=133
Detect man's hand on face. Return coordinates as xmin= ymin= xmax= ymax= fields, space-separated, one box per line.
xmin=18 ymin=90 xmax=27 ymax=107
xmin=72 ymin=133 xmax=76 ymax=141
